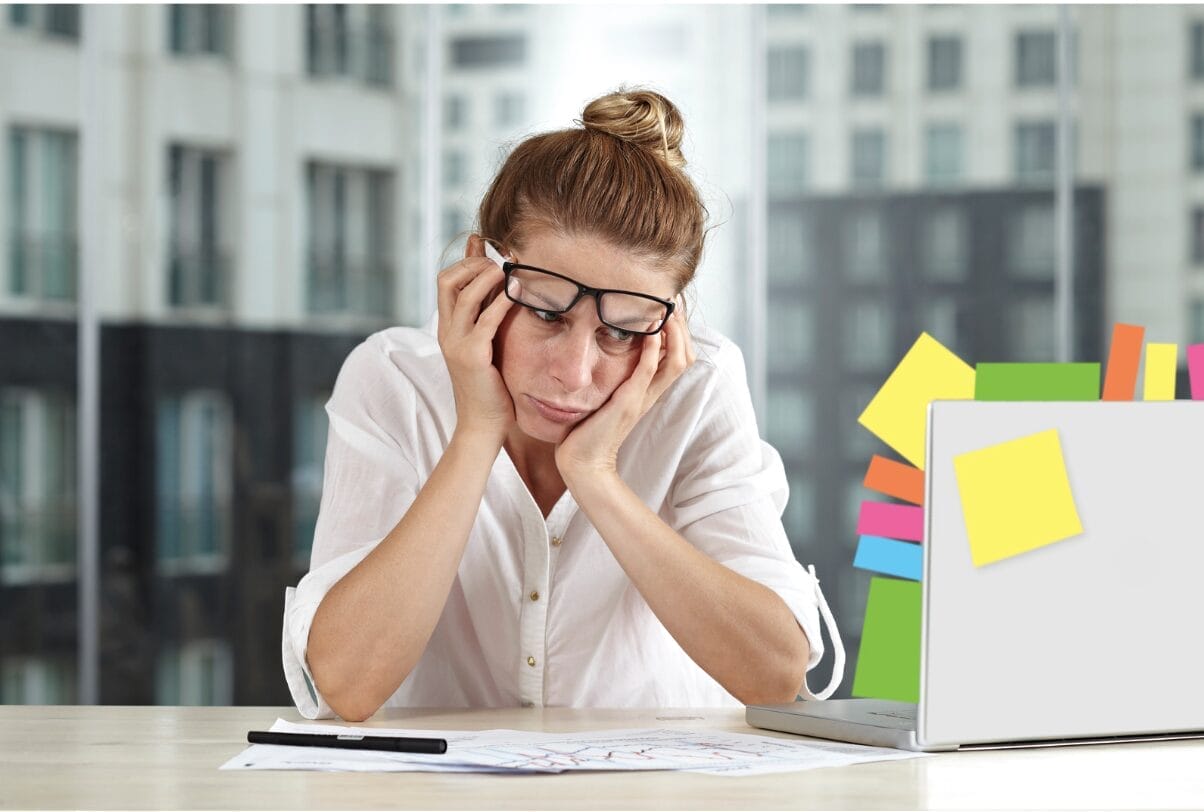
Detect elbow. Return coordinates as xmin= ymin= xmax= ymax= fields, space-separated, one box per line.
xmin=308 ymin=650 xmax=398 ymax=723
xmin=735 ymin=636 xmax=811 ymax=706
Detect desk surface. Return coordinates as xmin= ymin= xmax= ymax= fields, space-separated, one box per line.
xmin=2 ymin=705 xmax=1203 ymax=810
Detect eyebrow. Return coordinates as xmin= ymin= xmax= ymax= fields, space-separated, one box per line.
xmin=514 ymin=261 xmax=669 ymax=304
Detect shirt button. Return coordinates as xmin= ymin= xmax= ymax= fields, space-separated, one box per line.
xmin=527 ymin=656 xmax=536 ymax=667
xmin=550 ymin=536 xmax=562 ymax=547
xmin=529 ymin=590 xmax=540 ymax=602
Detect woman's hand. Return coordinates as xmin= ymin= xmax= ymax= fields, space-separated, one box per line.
xmin=554 ymin=305 xmax=696 ymax=483
xmin=436 ymin=235 xmax=517 ymax=444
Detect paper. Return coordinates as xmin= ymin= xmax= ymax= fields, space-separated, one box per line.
xmin=853 ymin=535 xmax=922 ymax=581
xmin=974 ymin=363 xmax=1100 ymax=401
xmin=1102 ymin=324 xmax=1145 ymax=401
xmin=863 ymin=455 xmax=924 ymax=505
xmin=852 ymin=577 xmax=921 ymax=703
xmin=952 ymin=429 xmax=1083 ymax=567
xmin=857 ymin=333 xmax=975 ymax=470
xmin=1143 ymin=343 xmax=1177 ymax=401
xmin=856 ymin=501 xmax=923 ymax=542
xmin=221 ymin=719 xmax=926 ymax=776
xmin=1190 ymin=344 xmax=1204 ymax=400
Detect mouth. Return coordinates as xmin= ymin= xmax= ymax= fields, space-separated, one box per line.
xmin=527 ymin=395 xmax=589 ymax=424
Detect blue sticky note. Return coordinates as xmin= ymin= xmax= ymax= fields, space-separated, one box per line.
xmin=853 ymin=535 xmax=923 ymax=581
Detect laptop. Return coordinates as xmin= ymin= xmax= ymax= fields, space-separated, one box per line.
xmin=748 ymin=400 xmax=1204 ymax=751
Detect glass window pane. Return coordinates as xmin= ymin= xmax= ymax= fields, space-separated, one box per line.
xmin=768 ymin=45 xmax=808 ymax=101
xmin=765 ymin=387 xmax=813 ymax=451
xmin=1016 ymin=29 xmax=1056 ymax=87
xmin=768 ymin=133 xmax=808 ymax=196
xmin=851 ymin=41 xmax=886 ymax=96
xmin=924 ymin=123 xmax=962 ymax=186
xmin=927 ymin=35 xmax=961 ymax=91
xmin=851 ymin=128 xmax=886 ymax=189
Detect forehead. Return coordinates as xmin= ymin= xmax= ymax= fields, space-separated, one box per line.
xmin=512 ymin=231 xmax=677 ymax=301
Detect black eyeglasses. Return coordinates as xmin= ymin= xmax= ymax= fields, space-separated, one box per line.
xmin=501 ymin=262 xmax=675 ymax=335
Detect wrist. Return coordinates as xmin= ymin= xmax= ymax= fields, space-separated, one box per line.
xmin=561 ymin=462 xmax=622 ymax=496
xmin=450 ymin=422 xmax=507 ymax=455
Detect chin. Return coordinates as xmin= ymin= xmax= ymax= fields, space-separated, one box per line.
xmin=515 ymin=411 xmax=575 ymax=445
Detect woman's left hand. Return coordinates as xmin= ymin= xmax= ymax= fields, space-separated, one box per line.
xmin=554 ymin=307 xmax=696 ymax=483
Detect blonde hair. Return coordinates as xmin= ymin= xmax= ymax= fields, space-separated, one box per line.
xmin=476 ymin=87 xmax=708 ymax=291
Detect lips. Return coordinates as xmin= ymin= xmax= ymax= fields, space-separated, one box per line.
xmin=527 ymin=395 xmax=589 ymax=424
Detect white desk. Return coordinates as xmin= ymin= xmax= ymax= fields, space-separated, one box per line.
xmin=2 ymin=705 xmax=1202 ymax=809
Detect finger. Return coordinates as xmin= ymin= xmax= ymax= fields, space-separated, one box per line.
xmin=438 ymin=257 xmax=498 ymax=330
xmin=449 ymin=265 xmax=506 ymax=336
xmin=465 ymin=234 xmax=485 ymax=258
xmin=471 ymin=278 xmax=517 ymax=337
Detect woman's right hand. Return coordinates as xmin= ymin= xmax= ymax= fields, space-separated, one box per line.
xmin=436 ymin=234 xmax=518 ymax=444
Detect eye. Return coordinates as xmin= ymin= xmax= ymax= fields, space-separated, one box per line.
xmin=603 ymin=325 xmax=636 ymax=342
xmin=530 ymin=308 xmax=561 ymax=323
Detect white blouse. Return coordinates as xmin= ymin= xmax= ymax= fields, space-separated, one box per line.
xmin=282 ymin=314 xmax=842 ymax=719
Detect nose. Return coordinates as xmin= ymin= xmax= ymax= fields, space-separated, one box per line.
xmin=547 ymin=313 xmax=598 ymax=393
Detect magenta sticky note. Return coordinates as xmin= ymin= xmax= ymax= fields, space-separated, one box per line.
xmin=857 ymin=501 xmax=924 ymax=542
xmin=1189 ymin=344 xmax=1204 ymax=400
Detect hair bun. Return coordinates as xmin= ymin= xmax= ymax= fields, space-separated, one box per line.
xmin=580 ymin=87 xmax=686 ymax=170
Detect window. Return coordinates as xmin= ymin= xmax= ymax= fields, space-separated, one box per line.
xmin=8 ymin=4 xmax=80 ymax=40
xmin=924 ymin=123 xmax=962 ymax=186
xmin=444 ymin=94 xmax=467 ymax=130
xmin=927 ymin=35 xmax=961 ymax=91
xmin=1192 ymin=115 xmax=1204 ymax=173
xmin=155 ymin=639 xmax=233 ymax=705
xmin=843 ymin=300 xmax=893 ymax=372
xmin=1014 ymin=120 xmax=1056 ymax=184
xmin=851 ymin=41 xmax=886 ymax=96
xmin=306 ymin=162 xmax=394 ymax=317
xmin=921 ymin=208 xmax=967 ymax=281
xmin=292 ymin=393 xmax=329 ymax=567
xmin=922 ymin=297 xmax=964 ymax=357
xmin=765 ymin=387 xmax=813 ymax=451
xmin=768 ymin=133 xmax=808 ymax=196
xmin=851 ymin=128 xmax=887 ymax=189
xmin=841 ymin=384 xmax=881 ymax=459
xmin=167 ymin=145 xmax=232 ymax=310
xmin=0 ymin=655 xmax=76 ymax=703
xmin=443 ymin=207 xmax=467 ymax=246
xmin=1008 ymin=297 xmax=1055 ymax=361
xmin=1190 ymin=300 xmax=1204 ymax=345
xmin=767 ymin=299 xmax=813 ymax=372
xmin=0 ymin=389 xmax=76 ymax=585
xmin=450 ymin=34 xmax=526 ymax=69
xmin=1008 ymin=204 xmax=1055 ymax=279
xmin=494 ymin=91 xmax=525 ymax=128
xmin=783 ymin=475 xmax=814 ymax=548
xmin=845 ymin=208 xmax=886 ymax=280
xmin=305 ymin=4 xmax=392 ymax=86
xmin=1015 ymin=29 xmax=1056 ymax=87
xmin=7 ymin=127 xmax=78 ymax=301
xmin=768 ymin=45 xmax=809 ymax=101
xmin=168 ymin=5 xmax=231 ymax=57
xmin=767 ymin=210 xmax=812 ymax=284
xmin=443 ymin=150 xmax=466 ymax=187
xmin=1191 ymin=21 xmax=1204 ymax=81
xmin=155 ymin=391 xmax=232 ymax=574
xmin=1191 ymin=207 xmax=1204 ymax=265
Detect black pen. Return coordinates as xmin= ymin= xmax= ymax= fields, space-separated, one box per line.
xmin=247 ymin=730 xmax=448 ymax=754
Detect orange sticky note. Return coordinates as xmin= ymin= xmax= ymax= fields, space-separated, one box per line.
xmin=863 ymin=455 xmax=924 ymax=506
xmin=1102 ymin=323 xmax=1145 ymax=401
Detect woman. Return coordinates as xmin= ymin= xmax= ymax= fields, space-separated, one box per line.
xmin=283 ymin=89 xmax=842 ymax=721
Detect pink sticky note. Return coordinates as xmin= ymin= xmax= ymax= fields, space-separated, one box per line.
xmin=1189 ymin=344 xmax=1204 ymax=400
xmin=857 ymin=501 xmax=924 ymax=542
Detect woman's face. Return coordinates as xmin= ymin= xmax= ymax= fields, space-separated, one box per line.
xmin=493 ymin=230 xmax=678 ymax=446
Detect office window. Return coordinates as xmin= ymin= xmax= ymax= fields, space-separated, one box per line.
xmin=1009 ymin=204 xmax=1055 ymax=280
xmin=927 ymin=35 xmax=961 ymax=91
xmin=767 ymin=209 xmax=813 ymax=284
xmin=845 ymin=208 xmax=886 ymax=281
xmin=922 ymin=297 xmax=965 ymax=357
xmin=0 ymin=389 xmax=76 ymax=585
xmin=0 ymin=655 xmax=76 ymax=703
xmin=921 ymin=208 xmax=967 ymax=281
xmin=851 ymin=41 xmax=886 ymax=96
xmin=783 ymin=474 xmax=814 ymax=548
xmin=843 ymin=300 xmax=893 ymax=372
xmin=7 ymin=127 xmax=78 ymax=301
xmin=8 ymin=4 xmax=79 ymax=39
xmin=155 ymin=640 xmax=233 ymax=706
xmin=494 ymin=91 xmax=525 ymax=128
xmin=168 ymin=5 xmax=231 ymax=57
xmin=306 ymin=4 xmax=392 ymax=86
xmin=765 ymin=387 xmax=814 ymax=452
xmin=1191 ymin=207 xmax=1204 ymax=265
xmin=768 ymin=133 xmax=808 ymax=196
xmin=167 ymin=145 xmax=232 ymax=310
xmin=1192 ymin=115 xmax=1204 ymax=172
xmin=850 ymin=128 xmax=887 ymax=189
xmin=768 ymin=45 xmax=809 ymax=101
xmin=1014 ymin=121 xmax=1056 ymax=184
xmin=924 ymin=123 xmax=962 ymax=186
xmin=1008 ymin=297 xmax=1055 ymax=361
xmin=306 ymin=162 xmax=394 ymax=318
xmin=155 ymin=391 xmax=232 ymax=574
xmin=445 ymin=94 xmax=467 ymax=130
xmin=1191 ymin=21 xmax=1204 ymax=81
xmin=292 ymin=393 xmax=328 ymax=568
xmin=1192 ymin=300 xmax=1204 ymax=344
xmin=443 ymin=150 xmax=466 ymax=187
xmin=841 ymin=384 xmax=881 ymax=459
xmin=1015 ymin=29 xmax=1056 ymax=87
xmin=450 ymin=34 xmax=526 ymax=69
xmin=442 ymin=206 xmax=467 ymax=246
xmin=767 ymin=299 xmax=813 ymax=372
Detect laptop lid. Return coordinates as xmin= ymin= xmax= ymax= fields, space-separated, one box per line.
xmin=920 ymin=401 xmax=1204 ymax=749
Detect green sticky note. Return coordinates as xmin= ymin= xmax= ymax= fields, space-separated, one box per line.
xmin=852 ymin=577 xmax=921 ymax=703
xmin=975 ymin=363 xmax=1100 ymax=401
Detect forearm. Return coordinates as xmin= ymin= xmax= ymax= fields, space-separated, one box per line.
xmin=565 ymin=470 xmax=811 ymax=705
xmin=307 ymin=428 xmax=502 ymax=720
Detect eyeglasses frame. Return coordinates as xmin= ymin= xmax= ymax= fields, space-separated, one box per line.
xmin=500 ymin=262 xmax=676 ymax=335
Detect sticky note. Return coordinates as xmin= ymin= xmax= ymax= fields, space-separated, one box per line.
xmin=852 ymin=577 xmax=921 ymax=703
xmin=857 ymin=501 xmax=923 ymax=542
xmin=857 ymin=333 xmax=976 ymax=469
xmin=1189 ymin=344 xmax=1204 ymax=400
xmin=863 ymin=455 xmax=924 ymax=505
xmin=1102 ymin=324 xmax=1145 ymax=401
xmin=953 ymin=429 xmax=1083 ymax=567
xmin=1143 ymin=343 xmax=1177 ymax=401
xmin=975 ymin=363 xmax=1100 ymax=401
xmin=853 ymin=535 xmax=922 ymax=581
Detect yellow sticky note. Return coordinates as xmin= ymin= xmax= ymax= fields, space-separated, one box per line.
xmin=1143 ymin=343 xmax=1177 ymax=401
xmin=858 ymin=333 xmax=976 ymax=470
xmin=953 ymin=429 xmax=1083 ymax=567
